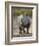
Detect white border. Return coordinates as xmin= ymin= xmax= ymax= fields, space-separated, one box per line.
xmin=9 ymin=4 xmax=37 ymax=42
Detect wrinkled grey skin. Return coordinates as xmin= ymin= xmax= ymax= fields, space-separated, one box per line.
xmin=21 ymin=15 xmax=30 ymax=26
